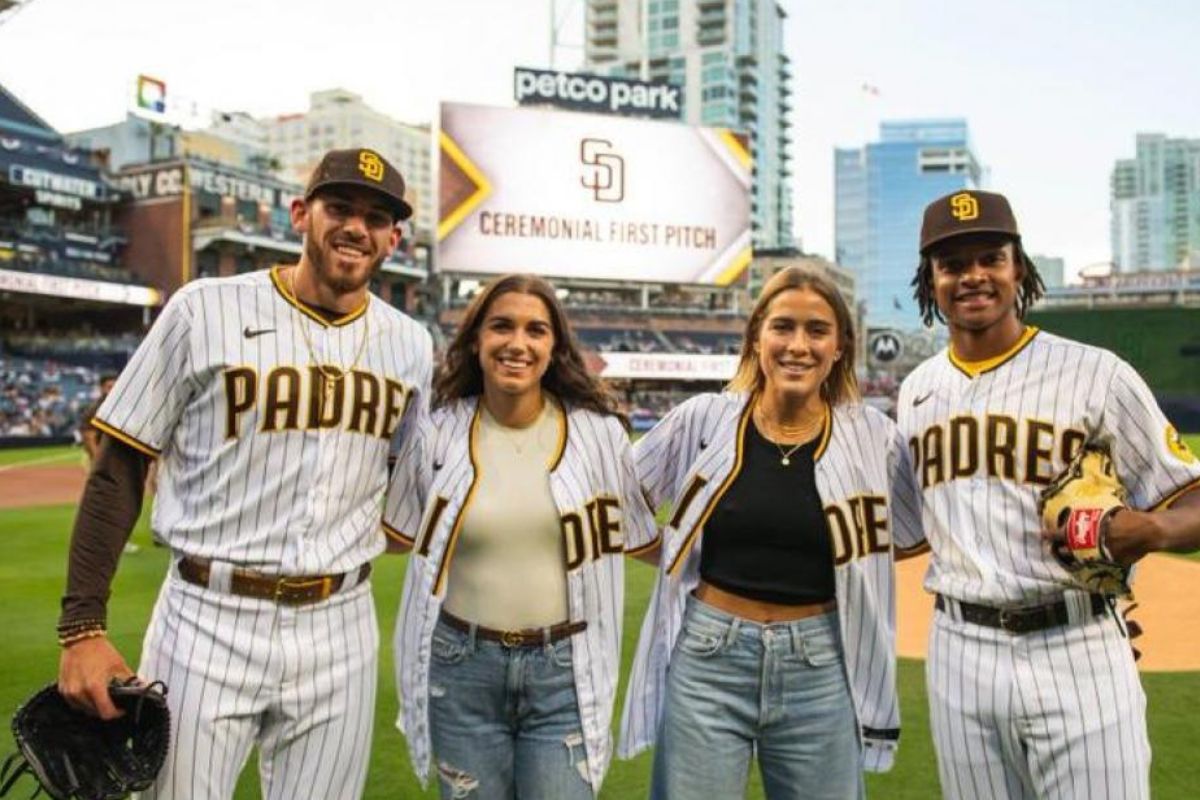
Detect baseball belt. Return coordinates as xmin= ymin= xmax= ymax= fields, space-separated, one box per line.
xmin=176 ymin=556 xmax=371 ymax=606
xmin=438 ymin=609 xmax=587 ymax=648
xmin=936 ymin=593 xmax=1106 ymax=634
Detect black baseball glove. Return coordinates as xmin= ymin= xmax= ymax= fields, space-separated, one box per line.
xmin=0 ymin=679 xmax=169 ymax=800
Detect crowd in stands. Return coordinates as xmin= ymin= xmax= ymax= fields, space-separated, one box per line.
xmin=0 ymin=356 xmax=103 ymax=437
xmin=574 ymin=327 xmax=741 ymax=355
xmin=4 ymin=331 xmax=140 ymax=358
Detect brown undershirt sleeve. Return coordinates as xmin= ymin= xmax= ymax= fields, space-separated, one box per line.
xmin=58 ymin=435 xmax=151 ymax=631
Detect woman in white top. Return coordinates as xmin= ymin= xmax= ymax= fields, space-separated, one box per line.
xmin=383 ymin=274 xmax=658 ymax=798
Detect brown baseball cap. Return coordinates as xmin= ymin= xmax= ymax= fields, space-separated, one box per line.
xmin=304 ymin=148 xmax=413 ymax=222
xmin=919 ymin=189 xmax=1020 ymax=254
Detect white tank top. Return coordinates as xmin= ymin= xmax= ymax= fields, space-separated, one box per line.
xmin=442 ymin=397 xmax=569 ymax=628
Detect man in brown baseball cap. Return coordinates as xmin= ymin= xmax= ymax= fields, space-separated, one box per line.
xmin=918 ymin=189 xmax=1020 ymax=255
xmin=911 ymin=189 xmax=1043 ymax=330
xmin=305 ymin=148 xmax=413 ymax=222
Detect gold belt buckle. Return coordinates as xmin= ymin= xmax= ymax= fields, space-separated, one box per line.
xmin=500 ymin=630 xmax=526 ymax=648
xmin=275 ymin=576 xmax=333 ymax=605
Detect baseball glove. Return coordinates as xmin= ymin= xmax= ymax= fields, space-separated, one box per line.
xmin=1038 ymin=445 xmax=1132 ymax=597
xmin=0 ymin=679 xmax=169 ymax=800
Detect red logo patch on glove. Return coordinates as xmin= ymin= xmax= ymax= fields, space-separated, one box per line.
xmin=1067 ymin=508 xmax=1103 ymax=552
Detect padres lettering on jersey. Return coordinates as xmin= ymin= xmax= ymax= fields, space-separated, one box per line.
xmin=410 ymin=491 xmax=628 ymax=575
xmin=95 ymin=266 xmax=433 ymax=575
xmin=908 ymin=414 xmax=1085 ymax=489
xmin=222 ymin=365 xmax=410 ymax=439
xmin=897 ymin=326 xmax=1200 ymax=606
xmin=619 ymin=393 xmax=924 ymax=772
xmin=826 ymin=493 xmax=891 ymax=565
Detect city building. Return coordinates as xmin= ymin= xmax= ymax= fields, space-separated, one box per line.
xmin=835 ymin=119 xmax=982 ymax=330
xmin=1111 ymin=133 xmax=1200 ymax=272
xmin=108 ymin=157 xmax=425 ymax=305
xmin=582 ymin=0 xmax=794 ymax=249
xmin=1032 ymin=254 xmax=1065 ymax=289
xmin=66 ymin=112 xmax=273 ymax=174
xmin=259 ymin=89 xmax=433 ymax=241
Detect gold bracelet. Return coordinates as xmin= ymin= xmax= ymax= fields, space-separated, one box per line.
xmin=56 ymin=620 xmax=106 ymax=638
xmin=58 ymin=627 xmax=107 ymax=648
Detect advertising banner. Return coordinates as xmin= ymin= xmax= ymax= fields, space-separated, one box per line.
xmin=437 ymin=102 xmax=751 ymax=286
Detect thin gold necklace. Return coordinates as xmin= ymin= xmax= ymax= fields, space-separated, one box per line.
xmin=754 ymin=405 xmax=823 ymax=466
xmin=287 ymin=267 xmax=370 ymax=409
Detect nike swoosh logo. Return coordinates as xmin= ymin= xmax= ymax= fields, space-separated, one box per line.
xmin=913 ymin=391 xmax=934 ymax=408
xmin=432 ymin=460 xmax=444 ymax=471
xmin=243 ymin=327 xmax=276 ymax=339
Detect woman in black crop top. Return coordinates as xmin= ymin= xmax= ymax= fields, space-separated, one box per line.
xmin=627 ymin=267 xmax=921 ymax=799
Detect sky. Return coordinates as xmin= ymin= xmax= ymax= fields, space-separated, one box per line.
xmin=2 ymin=0 xmax=1198 ymax=282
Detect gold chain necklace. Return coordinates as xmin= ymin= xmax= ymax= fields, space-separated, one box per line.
xmin=287 ymin=268 xmax=370 ymax=409
xmin=754 ymin=405 xmax=823 ymax=467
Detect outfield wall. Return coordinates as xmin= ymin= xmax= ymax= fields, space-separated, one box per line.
xmin=1028 ymin=306 xmax=1200 ymax=431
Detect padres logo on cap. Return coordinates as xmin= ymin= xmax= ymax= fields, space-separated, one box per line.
xmin=950 ymin=192 xmax=980 ymax=221
xmin=358 ymin=150 xmax=385 ymax=183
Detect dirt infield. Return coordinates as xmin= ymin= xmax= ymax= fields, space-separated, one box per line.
xmin=896 ymin=554 xmax=1200 ymax=672
xmin=0 ymin=462 xmax=85 ymax=509
xmin=2 ymin=459 xmax=1196 ymax=671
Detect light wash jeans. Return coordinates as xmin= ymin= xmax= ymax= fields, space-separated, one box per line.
xmin=426 ymin=617 xmax=594 ymax=799
xmin=651 ymin=595 xmax=863 ymax=800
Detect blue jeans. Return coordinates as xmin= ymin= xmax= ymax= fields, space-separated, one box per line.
xmin=427 ymin=618 xmax=594 ymax=799
xmin=651 ymin=596 xmax=863 ymax=800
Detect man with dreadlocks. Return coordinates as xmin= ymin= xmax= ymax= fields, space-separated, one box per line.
xmin=897 ymin=190 xmax=1200 ymax=799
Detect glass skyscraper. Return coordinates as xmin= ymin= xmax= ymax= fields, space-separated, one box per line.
xmin=1111 ymin=133 xmax=1200 ymax=272
xmin=835 ymin=119 xmax=981 ymax=330
xmin=584 ymin=0 xmax=794 ymax=249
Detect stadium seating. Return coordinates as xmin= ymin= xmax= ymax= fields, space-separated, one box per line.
xmin=0 ymin=355 xmax=102 ymax=437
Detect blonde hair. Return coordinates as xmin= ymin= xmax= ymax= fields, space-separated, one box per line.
xmin=727 ymin=267 xmax=860 ymax=406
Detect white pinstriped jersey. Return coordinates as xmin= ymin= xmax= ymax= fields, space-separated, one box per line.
xmin=95 ymin=266 xmax=433 ymax=574
xmin=618 ymin=392 xmax=924 ymax=772
xmin=897 ymin=327 xmax=1200 ymax=606
xmin=383 ymin=397 xmax=658 ymax=790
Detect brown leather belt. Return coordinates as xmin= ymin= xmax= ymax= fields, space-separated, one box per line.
xmin=936 ymin=593 xmax=1106 ymax=634
xmin=438 ymin=609 xmax=587 ymax=648
xmin=177 ymin=556 xmax=371 ymax=606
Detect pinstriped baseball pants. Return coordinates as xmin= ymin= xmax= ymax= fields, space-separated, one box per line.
xmin=927 ymin=605 xmax=1149 ymax=799
xmin=136 ymin=572 xmax=379 ymax=800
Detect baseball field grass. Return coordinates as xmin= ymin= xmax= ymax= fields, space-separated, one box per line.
xmin=2 ymin=438 xmax=1199 ymax=798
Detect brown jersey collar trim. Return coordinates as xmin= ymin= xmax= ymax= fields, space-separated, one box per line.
xmin=813 ymin=404 xmax=833 ymax=462
xmin=547 ymin=398 xmax=568 ymax=472
xmin=948 ymin=325 xmax=1040 ymax=378
xmin=668 ymin=394 xmax=755 ymax=577
xmin=269 ymin=265 xmax=369 ymax=328
xmin=432 ymin=404 xmax=484 ymax=596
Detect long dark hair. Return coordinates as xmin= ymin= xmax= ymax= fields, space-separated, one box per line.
xmin=911 ymin=236 xmax=1045 ymax=327
xmin=434 ymin=274 xmax=623 ymax=421
xmin=727 ymin=267 xmax=860 ymax=407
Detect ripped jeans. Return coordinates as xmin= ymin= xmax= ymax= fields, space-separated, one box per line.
xmin=427 ymin=618 xmax=594 ymax=799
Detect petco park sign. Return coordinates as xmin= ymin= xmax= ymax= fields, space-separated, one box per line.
xmin=515 ymin=67 xmax=681 ymax=120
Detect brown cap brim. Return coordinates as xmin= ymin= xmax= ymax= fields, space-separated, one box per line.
xmin=306 ymin=179 xmax=413 ymax=223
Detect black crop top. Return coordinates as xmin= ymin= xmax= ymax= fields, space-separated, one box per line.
xmin=698 ymin=418 xmax=835 ymax=605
